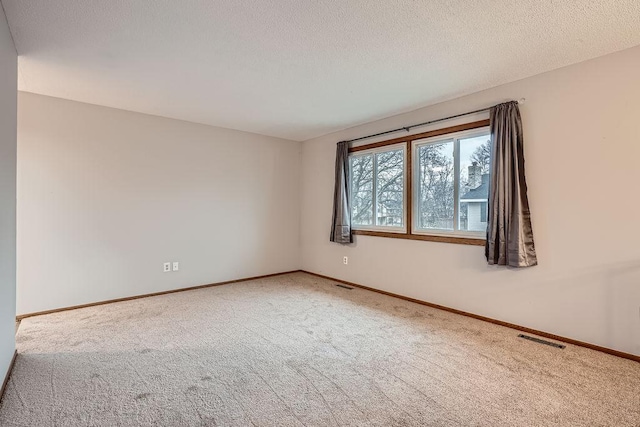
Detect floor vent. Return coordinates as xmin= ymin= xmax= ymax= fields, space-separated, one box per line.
xmin=518 ymin=334 xmax=566 ymax=349
xmin=336 ymin=284 xmax=354 ymax=290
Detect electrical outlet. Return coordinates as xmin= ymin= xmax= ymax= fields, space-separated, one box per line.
xmin=343 ymin=256 xmax=348 ymax=265
xmin=172 ymin=262 xmax=179 ymax=272
xmin=163 ymin=262 xmax=171 ymax=272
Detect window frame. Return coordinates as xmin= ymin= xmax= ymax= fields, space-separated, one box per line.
xmin=349 ymin=142 xmax=407 ymax=234
xmin=348 ymin=119 xmax=490 ymax=246
xmin=411 ymin=127 xmax=490 ymax=240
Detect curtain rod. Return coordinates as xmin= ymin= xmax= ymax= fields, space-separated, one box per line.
xmin=344 ymin=99 xmax=524 ymax=144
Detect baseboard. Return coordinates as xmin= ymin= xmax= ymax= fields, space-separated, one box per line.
xmin=16 ymin=270 xmax=300 ymax=321
xmin=301 ymin=270 xmax=640 ymax=364
xmin=0 ymin=350 xmax=18 ymax=405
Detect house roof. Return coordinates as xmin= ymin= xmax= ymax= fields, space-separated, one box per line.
xmin=461 ymin=178 xmax=489 ymax=201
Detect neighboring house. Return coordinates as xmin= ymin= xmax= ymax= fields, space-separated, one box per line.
xmin=378 ymin=204 xmax=403 ymax=227
xmin=461 ymin=163 xmax=489 ymax=232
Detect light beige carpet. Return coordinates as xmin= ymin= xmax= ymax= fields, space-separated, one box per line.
xmin=1 ymin=272 xmax=639 ymax=426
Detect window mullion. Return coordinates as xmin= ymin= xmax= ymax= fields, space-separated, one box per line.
xmin=348 ymin=158 xmax=353 ymax=216
xmin=453 ymin=139 xmax=460 ymax=231
xmin=405 ymin=143 xmax=411 ymax=233
xmin=414 ymin=143 xmax=420 ymax=232
xmin=372 ymin=153 xmax=378 ymax=226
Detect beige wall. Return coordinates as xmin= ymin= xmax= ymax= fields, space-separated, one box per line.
xmin=301 ymin=46 xmax=640 ymax=356
xmin=0 ymin=6 xmax=17 ymax=385
xmin=17 ymin=93 xmax=301 ymax=315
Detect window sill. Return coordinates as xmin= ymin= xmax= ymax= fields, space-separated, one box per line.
xmin=352 ymin=229 xmax=486 ymax=246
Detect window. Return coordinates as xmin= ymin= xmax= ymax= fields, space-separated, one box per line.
xmin=349 ymin=144 xmax=406 ymax=232
xmin=413 ymin=129 xmax=491 ymax=237
xmin=347 ymin=120 xmax=491 ymax=245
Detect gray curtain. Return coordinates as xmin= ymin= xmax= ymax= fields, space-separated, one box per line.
xmin=486 ymin=102 xmax=537 ymax=267
xmin=330 ymin=141 xmax=353 ymax=244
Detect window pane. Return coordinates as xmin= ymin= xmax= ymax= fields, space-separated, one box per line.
xmin=417 ymin=141 xmax=454 ymax=230
xmin=350 ymin=154 xmax=373 ymax=226
xmin=459 ymin=134 xmax=491 ymax=232
xmin=375 ymin=149 xmax=404 ymax=227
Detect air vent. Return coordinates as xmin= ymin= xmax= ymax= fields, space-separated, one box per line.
xmin=336 ymin=284 xmax=353 ymax=290
xmin=518 ymin=334 xmax=565 ymax=349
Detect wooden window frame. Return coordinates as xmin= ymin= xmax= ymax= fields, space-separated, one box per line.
xmin=348 ymin=119 xmax=489 ymax=246
xmin=349 ymin=143 xmax=408 ymax=233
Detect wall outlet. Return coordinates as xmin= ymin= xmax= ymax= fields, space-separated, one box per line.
xmin=343 ymin=256 xmax=348 ymax=265
xmin=172 ymin=262 xmax=179 ymax=272
xmin=163 ymin=262 xmax=171 ymax=272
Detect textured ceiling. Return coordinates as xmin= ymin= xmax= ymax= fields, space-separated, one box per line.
xmin=3 ymin=1 xmax=640 ymax=141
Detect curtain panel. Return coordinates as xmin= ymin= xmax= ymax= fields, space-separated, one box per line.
xmin=486 ymin=101 xmax=537 ymax=267
xmin=330 ymin=141 xmax=353 ymax=244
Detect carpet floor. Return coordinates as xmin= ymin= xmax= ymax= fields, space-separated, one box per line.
xmin=1 ymin=272 xmax=639 ymax=426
